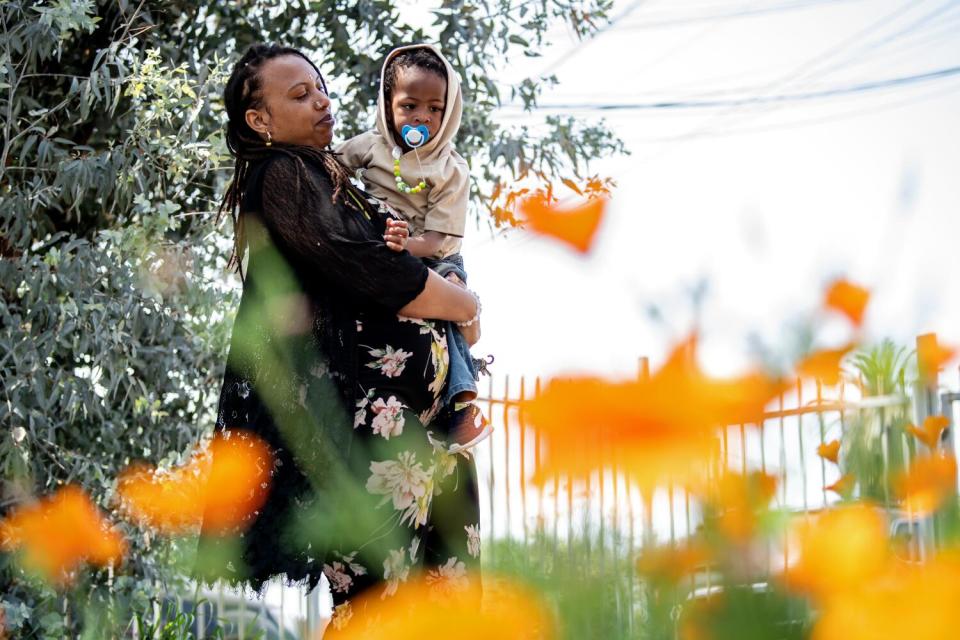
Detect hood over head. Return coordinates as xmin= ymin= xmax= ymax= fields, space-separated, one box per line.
xmin=375 ymin=43 xmax=462 ymax=157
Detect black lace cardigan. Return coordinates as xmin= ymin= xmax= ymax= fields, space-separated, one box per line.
xmin=202 ymin=150 xmax=429 ymax=590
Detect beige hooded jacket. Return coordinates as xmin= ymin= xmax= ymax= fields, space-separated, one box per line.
xmin=335 ymin=44 xmax=468 ymax=259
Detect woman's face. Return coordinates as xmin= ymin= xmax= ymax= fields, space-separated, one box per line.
xmin=245 ymin=55 xmax=335 ymax=148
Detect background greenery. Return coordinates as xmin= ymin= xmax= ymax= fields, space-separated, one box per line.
xmin=0 ymin=0 xmax=624 ymax=636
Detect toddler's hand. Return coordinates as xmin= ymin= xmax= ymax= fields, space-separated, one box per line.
xmin=445 ymin=272 xmax=465 ymax=288
xmin=384 ymin=219 xmax=409 ymax=252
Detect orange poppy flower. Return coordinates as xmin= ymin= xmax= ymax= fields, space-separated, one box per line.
xmin=895 ymin=452 xmax=957 ymax=517
xmin=824 ymin=279 xmax=870 ymax=327
xmin=796 ymin=344 xmax=854 ymax=386
xmin=907 ymin=416 xmax=949 ymax=449
xmin=0 ymin=485 xmax=126 ymax=586
xmin=637 ymin=541 xmax=711 ymax=584
xmin=519 ymin=194 xmax=607 ymax=254
xmin=824 ymin=474 xmax=856 ymax=497
xmin=323 ymin=573 xmax=555 ymax=639
xmin=118 ymin=430 xmax=273 ymax=536
xmin=916 ymin=333 xmax=956 ymax=382
xmin=525 ymin=336 xmax=784 ymax=489
xmin=696 ymin=471 xmax=778 ymax=543
xmin=783 ymin=504 xmax=888 ymax=601
xmin=812 ymin=553 xmax=960 ymax=640
xmin=817 ymin=440 xmax=841 ymax=464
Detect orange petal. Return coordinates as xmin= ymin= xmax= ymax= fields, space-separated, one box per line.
xmin=896 ymin=452 xmax=957 ymax=516
xmin=825 ymin=473 xmax=856 ymax=497
xmin=917 ymin=333 xmax=957 ymax=382
xmin=907 ymin=416 xmax=949 ymax=449
xmin=696 ymin=471 xmax=778 ymax=542
xmin=637 ymin=542 xmax=711 ymax=584
xmin=323 ymin=573 xmax=554 ymax=639
xmin=202 ymin=433 xmax=274 ymax=535
xmin=783 ymin=504 xmax=888 ymax=600
xmin=813 ymin=553 xmax=960 ymax=640
xmin=525 ymin=336 xmax=783 ymax=489
xmin=0 ymin=486 xmax=126 ymax=586
xmin=796 ymin=344 xmax=854 ymax=386
xmin=817 ymin=440 xmax=841 ymax=464
xmin=519 ymin=194 xmax=606 ymax=254
xmin=118 ymin=430 xmax=273 ymax=536
xmin=824 ymin=279 xmax=870 ymax=327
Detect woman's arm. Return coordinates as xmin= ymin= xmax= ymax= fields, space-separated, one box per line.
xmin=398 ymin=270 xmax=479 ymax=324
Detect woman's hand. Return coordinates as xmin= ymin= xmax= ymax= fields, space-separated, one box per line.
xmin=444 ymin=273 xmax=480 ymax=345
xmin=460 ymin=318 xmax=481 ymax=346
xmin=384 ymin=219 xmax=409 ymax=252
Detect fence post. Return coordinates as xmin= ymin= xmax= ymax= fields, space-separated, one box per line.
xmin=914 ymin=333 xmax=943 ymax=558
xmin=305 ymin=580 xmax=322 ymax=635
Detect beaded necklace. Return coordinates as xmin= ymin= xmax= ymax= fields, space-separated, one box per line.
xmin=393 ymin=124 xmax=430 ymax=195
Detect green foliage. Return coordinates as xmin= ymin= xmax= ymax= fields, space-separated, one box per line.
xmin=674 ymin=583 xmax=810 ymax=640
xmin=1 ymin=0 xmax=625 ymax=636
xmin=841 ymin=340 xmax=913 ymax=504
xmin=485 ymin=530 xmax=814 ymax=639
xmin=131 ymin=598 xmax=232 ymax=640
xmin=849 ymin=339 xmax=910 ymax=397
xmin=486 ymin=531 xmax=641 ymax=639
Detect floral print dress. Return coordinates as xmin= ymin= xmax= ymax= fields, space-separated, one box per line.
xmin=325 ymin=310 xmax=481 ymax=629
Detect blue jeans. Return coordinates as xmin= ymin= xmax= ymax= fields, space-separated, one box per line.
xmin=423 ymin=254 xmax=478 ymax=405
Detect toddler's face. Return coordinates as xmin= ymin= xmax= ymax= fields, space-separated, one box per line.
xmin=390 ymin=66 xmax=446 ymax=148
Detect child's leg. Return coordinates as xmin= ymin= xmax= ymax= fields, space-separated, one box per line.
xmin=444 ymin=324 xmax=478 ymax=404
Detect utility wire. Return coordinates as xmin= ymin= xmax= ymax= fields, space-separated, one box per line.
xmin=539 ymin=0 xmax=651 ymax=75
xmin=629 ymin=77 xmax=960 ymax=143
xmin=570 ymin=1 xmax=960 ymax=105
xmin=496 ymin=65 xmax=960 ymax=112
xmin=677 ymin=0 xmax=945 ymax=142
xmin=614 ymin=0 xmax=867 ymax=30
xmin=620 ymin=0 xmax=938 ymax=164
xmin=792 ymin=0 xmax=960 ymax=85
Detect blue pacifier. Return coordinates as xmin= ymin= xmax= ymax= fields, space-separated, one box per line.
xmin=401 ymin=124 xmax=430 ymax=148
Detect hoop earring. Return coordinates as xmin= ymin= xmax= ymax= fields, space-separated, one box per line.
xmin=265 ymin=131 xmax=272 ymax=147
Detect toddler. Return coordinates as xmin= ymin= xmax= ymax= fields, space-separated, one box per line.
xmin=337 ymin=44 xmax=490 ymax=453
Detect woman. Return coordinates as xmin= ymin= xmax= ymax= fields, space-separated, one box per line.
xmin=207 ymin=44 xmax=482 ymax=627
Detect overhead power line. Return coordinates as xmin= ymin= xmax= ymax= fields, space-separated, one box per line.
xmin=498 ymin=65 xmax=960 ymax=112
xmin=615 ymin=0 xmax=867 ymax=30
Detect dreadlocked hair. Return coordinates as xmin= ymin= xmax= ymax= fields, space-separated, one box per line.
xmin=217 ymin=43 xmax=375 ymax=277
xmin=382 ymin=46 xmax=447 ymax=136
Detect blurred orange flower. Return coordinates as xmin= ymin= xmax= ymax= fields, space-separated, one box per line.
xmin=525 ymin=336 xmax=784 ymax=489
xmin=817 ymin=440 xmax=841 ymax=464
xmin=813 ymin=553 xmax=960 ymax=640
xmin=697 ymin=471 xmax=778 ymax=543
xmin=323 ymin=573 xmax=554 ymax=639
xmin=118 ymin=430 xmax=273 ymax=536
xmin=519 ymin=194 xmax=606 ymax=254
xmin=796 ymin=344 xmax=854 ymax=386
xmin=895 ymin=452 xmax=957 ymax=517
xmin=784 ymin=504 xmax=888 ymax=600
xmin=908 ymin=416 xmax=949 ymax=449
xmin=0 ymin=485 xmax=126 ymax=585
xmin=916 ymin=333 xmax=956 ymax=382
xmin=824 ymin=473 xmax=856 ymax=497
xmin=637 ymin=541 xmax=711 ymax=584
xmin=824 ymin=279 xmax=870 ymax=327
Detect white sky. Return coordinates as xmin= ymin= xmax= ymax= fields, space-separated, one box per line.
xmin=423 ymin=0 xmax=960 ymax=382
